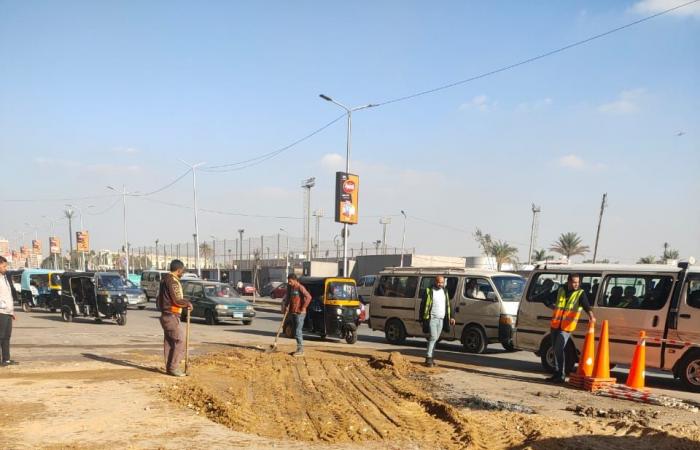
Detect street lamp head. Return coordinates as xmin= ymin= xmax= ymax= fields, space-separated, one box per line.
xmin=401 ymin=210 xmax=406 ymax=217
xmin=319 ymin=94 xmax=332 ymax=102
xmin=106 ymin=186 xmax=116 ymax=192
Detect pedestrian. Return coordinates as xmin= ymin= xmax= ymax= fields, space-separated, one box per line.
xmin=282 ymin=273 xmax=311 ymax=357
xmin=0 ymin=256 xmax=19 ymax=366
xmin=544 ymin=273 xmax=595 ymax=383
xmin=156 ymin=259 xmax=193 ymax=377
xmin=419 ymin=276 xmax=454 ymax=367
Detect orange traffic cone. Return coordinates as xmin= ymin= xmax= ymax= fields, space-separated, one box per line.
xmin=626 ymin=331 xmax=647 ymax=390
xmin=569 ymin=320 xmax=596 ymax=388
xmin=584 ymin=319 xmax=616 ymax=392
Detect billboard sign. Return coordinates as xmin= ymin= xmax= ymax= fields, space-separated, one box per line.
xmin=334 ymin=172 xmax=359 ymax=224
xmin=32 ymin=239 xmax=42 ymax=254
xmin=76 ymin=231 xmax=90 ymax=253
xmin=49 ymin=237 xmax=61 ymax=254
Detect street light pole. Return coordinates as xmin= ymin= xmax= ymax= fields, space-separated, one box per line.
xmin=319 ymin=94 xmax=376 ymax=277
xmin=238 ymin=229 xmax=244 ymax=267
xmin=179 ymin=160 xmax=206 ymax=277
xmin=400 ymin=210 xmax=407 ymax=267
xmin=210 ymin=235 xmax=220 ymax=281
xmin=107 ymin=186 xmax=129 ymax=277
xmin=280 ymin=228 xmax=289 ymax=275
xmin=155 ymin=239 xmax=159 ymax=269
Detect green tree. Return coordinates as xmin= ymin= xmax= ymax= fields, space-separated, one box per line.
xmin=491 ymin=240 xmax=519 ymax=271
xmin=532 ymin=249 xmax=548 ymax=262
xmin=637 ymin=255 xmax=657 ymax=264
xmin=661 ymin=242 xmax=679 ymax=263
xmin=549 ymin=232 xmax=590 ymax=259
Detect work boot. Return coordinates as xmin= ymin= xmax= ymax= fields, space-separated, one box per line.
xmin=292 ymin=350 xmax=304 ymax=357
xmin=546 ymin=374 xmax=564 ymax=383
xmin=1 ymin=360 xmax=18 ymax=366
xmin=425 ymin=357 xmax=435 ymax=367
xmin=167 ymin=369 xmax=187 ymax=377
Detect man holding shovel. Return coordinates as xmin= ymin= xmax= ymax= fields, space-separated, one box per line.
xmin=281 ymin=274 xmax=311 ymax=357
xmin=156 ymin=260 xmax=193 ymax=377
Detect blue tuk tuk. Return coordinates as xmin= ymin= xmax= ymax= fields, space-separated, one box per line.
xmin=20 ymin=269 xmax=63 ymax=312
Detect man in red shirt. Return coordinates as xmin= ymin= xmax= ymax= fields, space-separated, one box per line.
xmin=282 ymin=274 xmax=311 ymax=356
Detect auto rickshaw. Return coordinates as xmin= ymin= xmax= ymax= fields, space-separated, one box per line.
xmin=60 ymin=272 xmax=128 ymax=325
xmin=284 ymin=277 xmax=361 ymax=344
xmin=20 ymin=269 xmax=63 ymax=312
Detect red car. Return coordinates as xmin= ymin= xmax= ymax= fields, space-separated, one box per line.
xmin=238 ymin=283 xmax=258 ymax=296
xmin=270 ymin=283 xmax=287 ymax=299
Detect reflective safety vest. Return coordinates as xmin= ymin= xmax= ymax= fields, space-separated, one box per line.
xmin=550 ymin=287 xmax=583 ymax=332
xmin=170 ymin=277 xmax=184 ymax=315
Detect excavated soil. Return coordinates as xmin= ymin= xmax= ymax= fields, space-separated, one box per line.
xmin=163 ymin=349 xmax=700 ymax=450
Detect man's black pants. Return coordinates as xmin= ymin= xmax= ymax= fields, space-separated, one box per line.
xmin=0 ymin=314 xmax=12 ymax=362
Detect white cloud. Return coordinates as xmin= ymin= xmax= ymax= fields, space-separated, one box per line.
xmin=112 ymin=147 xmax=140 ymax=155
xmin=517 ymin=97 xmax=553 ymax=112
xmin=459 ymin=94 xmax=494 ymax=111
xmin=557 ymin=154 xmax=607 ymax=171
xmin=632 ymin=0 xmax=700 ymax=18
xmin=598 ymin=88 xmax=646 ymax=114
xmin=320 ymin=153 xmax=345 ymax=171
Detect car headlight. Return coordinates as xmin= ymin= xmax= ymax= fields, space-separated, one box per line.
xmin=336 ymin=308 xmax=343 ymax=315
xmin=215 ymin=305 xmax=228 ymax=311
xmin=246 ymin=305 xmax=254 ymax=311
xmin=105 ymin=297 xmax=112 ymax=303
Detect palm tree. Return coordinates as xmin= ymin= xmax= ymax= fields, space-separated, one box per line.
xmin=637 ymin=255 xmax=656 ymax=264
xmin=490 ymin=240 xmax=519 ymax=271
xmin=549 ymin=232 xmax=590 ymax=259
xmin=532 ymin=249 xmax=548 ymax=262
xmin=661 ymin=243 xmax=680 ymax=263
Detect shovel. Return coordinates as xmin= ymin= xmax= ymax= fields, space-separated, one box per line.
xmin=184 ymin=308 xmax=191 ymax=375
xmin=267 ymin=307 xmax=290 ymax=353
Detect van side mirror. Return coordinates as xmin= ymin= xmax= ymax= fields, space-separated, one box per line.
xmin=487 ymin=292 xmax=497 ymax=301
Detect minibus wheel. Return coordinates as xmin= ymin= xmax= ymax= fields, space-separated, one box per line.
xmin=539 ymin=337 xmax=576 ymax=374
xmin=385 ymin=319 xmax=406 ymax=345
xmin=461 ymin=325 xmax=487 ymax=354
xmin=678 ymin=350 xmax=700 ymax=393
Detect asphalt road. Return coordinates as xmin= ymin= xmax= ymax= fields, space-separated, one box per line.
xmin=7 ymin=298 xmax=696 ymax=401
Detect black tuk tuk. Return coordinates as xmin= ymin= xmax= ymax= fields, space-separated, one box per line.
xmin=284 ymin=277 xmax=361 ymax=344
xmin=60 ymin=272 xmax=128 ymax=325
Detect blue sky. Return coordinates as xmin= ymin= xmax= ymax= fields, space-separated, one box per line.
xmin=0 ymin=0 xmax=698 ymax=262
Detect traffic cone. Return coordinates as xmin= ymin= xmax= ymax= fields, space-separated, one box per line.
xmin=584 ymin=319 xmax=616 ymax=392
xmin=568 ymin=320 xmax=596 ymax=388
xmin=625 ymin=330 xmax=647 ymax=391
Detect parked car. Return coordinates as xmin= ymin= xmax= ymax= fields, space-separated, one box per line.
xmin=369 ymin=267 xmax=525 ymax=353
xmin=238 ymin=283 xmax=257 ymax=296
xmin=271 ymin=283 xmax=287 ymax=299
xmin=515 ymin=260 xmax=700 ymax=392
xmin=261 ymin=281 xmax=283 ymax=297
xmin=182 ymin=280 xmax=255 ymax=325
xmin=124 ymin=279 xmax=148 ymax=309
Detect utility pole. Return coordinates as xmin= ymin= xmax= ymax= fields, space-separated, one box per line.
xmin=379 ymin=217 xmax=391 ymax=255
xmin=301 ymin=177 xmax=315 ymax=261
xmin=107 ymin=185 xmax=129 ymax=276
xmin=179 ymin=160 xmax=205 ymax=277
xmin=238 ymin=229 xmax=244 ymax=264
xmin=280 ymin=228 xmax=289 ymax=274
xmin=592 ymin=193 xmax=608 ymax=264
xmin=64 ymin=207 xmax=75 ymax=253
xmin=312 ymin=209 xmax=323 ymax=259
xmin=527 ymin=204 xmax=541 ymax=265
xmin=155 ymin=239 xmax=159 ymax=270
xmin=400 ymin=210 xmax=407 ymax=267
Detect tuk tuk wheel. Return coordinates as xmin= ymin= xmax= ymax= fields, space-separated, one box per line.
xmin=116 ymin=313 xmax=127 ymax=326
xmin=61 ymin=308 xmax=73 ymax=322
xmin=21 ymin=302 xmax=31 ymax=313
xmin=345 ymin=329 xmax=358 ymax=344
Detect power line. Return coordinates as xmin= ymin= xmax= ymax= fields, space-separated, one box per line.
xmin=134 ymin=196 xmax=304 ymax=220
xmin=373 ymin=0 xmax=700 ymax=107
xmin=130 ymin=169 xmax=192 ymax=197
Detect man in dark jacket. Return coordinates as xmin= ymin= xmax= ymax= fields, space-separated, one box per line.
xmin=419 ymin=276 xmax=454 ymax=367
xmin=156 ymin=260 xmax=193 ymax=377
xmin=0 ymin=256 xmax=18 ymax=366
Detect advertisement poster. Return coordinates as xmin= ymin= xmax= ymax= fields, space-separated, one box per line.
xmin=49 ymin=237 xmax=61 ymax=254
xmin=334 ymin=172 xmax=359 ymax=225
xmin=32 ymin=239 xmax=42 ymax=254
xmin=76 ymin=231 xmax=90 ymax=253
xmin=20 ymin=246 xmax=29 ymax=258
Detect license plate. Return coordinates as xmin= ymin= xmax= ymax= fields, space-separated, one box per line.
xmin=233 ymin=312 xmax=243 ymax=318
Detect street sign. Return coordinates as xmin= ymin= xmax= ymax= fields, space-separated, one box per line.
xmin=76 ymin=231 xmax=90 ymax=253
xmin=334 ymin=172 xmax=359 ymax=224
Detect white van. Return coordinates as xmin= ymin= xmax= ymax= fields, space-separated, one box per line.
xmin=514 ymin=261 xmax=700 ymax=392
xmin=140 ymin=270 xmax=169 ymax=301
xmin=369 ymin=267 xmax=525 ymax=353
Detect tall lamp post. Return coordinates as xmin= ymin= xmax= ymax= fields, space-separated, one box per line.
xmin=319 ymin=94 xmax=376 ymax=277
xmin=155 ymin=239 xmax=159 ymax=269
xmin=210 ymin=235 xmax=220 ymax=281
xmin=280 ymin=227 xmax=289 ymax=275
xmin=400 ymin=210 xmax=407 ymax=267
xmin=237 ymin=229 xmax=245 ymax=268
xmin=179 ymin=160 xmax=206 ymax=277
xmin=107 ymin=185 xmax=130 ymax=277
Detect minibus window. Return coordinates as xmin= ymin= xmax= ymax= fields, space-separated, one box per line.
xmin=685 ymin=277 xmax=700 ymax=309
xmin=419 ymin=277 xmax=458 ymax=300
xmin=375 ymin=276 xmax=418 ymax=298
xmin=464 ymin=278 xmax=493 ymax=301
xmin=600 ymin=275 xmax=673 ymax=310
xmin=527 ymin=273 xmax=601 ymax=303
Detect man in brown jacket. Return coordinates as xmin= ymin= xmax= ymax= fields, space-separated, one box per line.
xmin=282 ymin=274 xmax=311 ymax=356
xmin=156 ymin=260 xmax=193 ymax=377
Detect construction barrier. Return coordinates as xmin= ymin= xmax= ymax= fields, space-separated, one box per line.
xmin=584 ymin=320 xmax=616 ymax=392
xmin=568 ymin=320 xmax=596 ymax=389
xmin=625 ymin=330 xmax=647 ymax=390
xmin=645 ymin=336 xmax=700 ymax=348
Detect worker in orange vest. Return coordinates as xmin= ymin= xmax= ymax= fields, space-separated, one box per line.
xmin=545 ymin=274 xmax=595 ymax=383
xmin=156 ymin=260 xmax=193 ymax=377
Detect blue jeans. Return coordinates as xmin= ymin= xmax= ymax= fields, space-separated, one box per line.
xmin=293 ymin=313 xmax=305 ymax=352
xmin=426 ymin=317 xmax=443 ymax=358
xmin=551 ymin=329 xmax=571 ymax=378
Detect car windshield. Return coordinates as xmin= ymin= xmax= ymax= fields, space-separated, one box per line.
xmin=50 ymin=274 xmax=61 ymax=285
xmin=327 ymin=282 xmax=357 ymax=300
xmin=204 ymin=285 xmax=237 ymax=298
xmin=97 ymin=275 xmax=125 ymax=290
xmin=125 ymin=280 xmax=137 ymax=288
xmin=492 ymin=276 xmax=525 ymax=302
